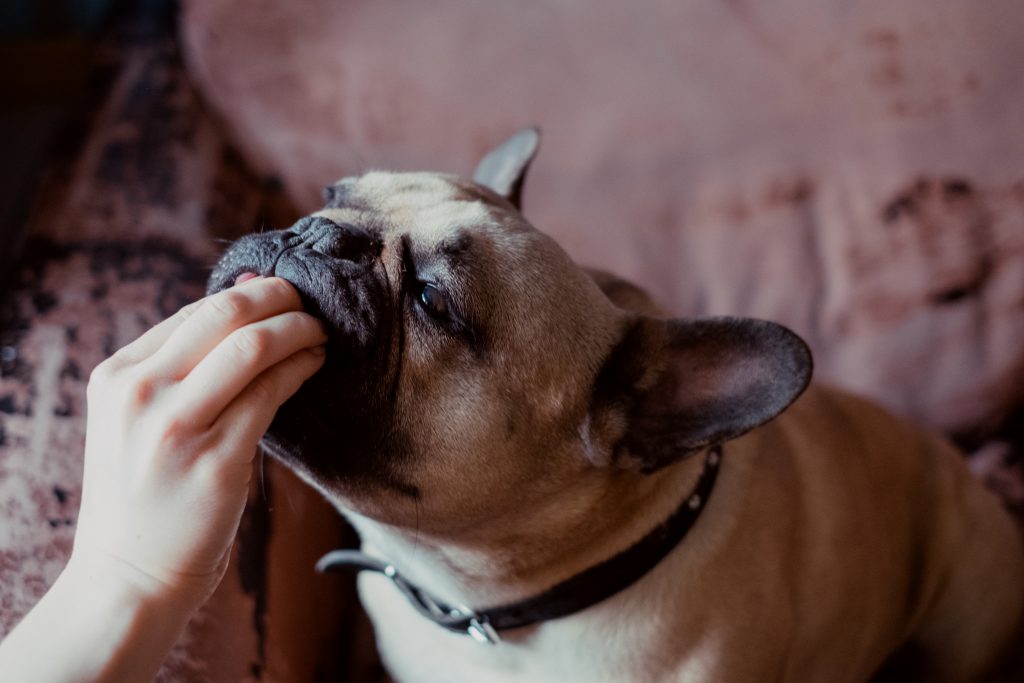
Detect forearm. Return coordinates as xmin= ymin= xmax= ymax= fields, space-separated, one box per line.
xmin=0 ymin=277 xmax=323 ymax=681
xmin=0 ymin=555 xmax=198 ymax=683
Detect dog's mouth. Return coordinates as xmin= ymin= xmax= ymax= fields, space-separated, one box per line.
xmin=209 ymin=228 xmax=387 ymax=347
xmin=210 ymin=221 xmax=397 ymax=366
xmin=213 ymin=260 xmax=338 ymax=339
xmin=208 ymin=227 xmax=403 ymax=485
xmin=234 ymin=271 xmax=260 ymax=286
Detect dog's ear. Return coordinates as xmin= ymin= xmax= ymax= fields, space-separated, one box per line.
xmin=591 ymin=316 xmax=813 ymax=471
xmin=472 ymin=127 xmax=541 ymax=210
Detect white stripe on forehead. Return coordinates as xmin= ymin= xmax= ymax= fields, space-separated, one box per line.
xmin=356 ymin=170 xmax=457 ymax=199
xmin=354 ymin=171 xmax=496 ymax=239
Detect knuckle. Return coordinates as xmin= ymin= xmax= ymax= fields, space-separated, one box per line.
xmin=175 ymin=299 xmax=204 ymax=321
xmin=247 ymin=376 xmax=276 ymax=403
xmin=232 ymin=327 xmax=273 ymax=359
xmin=207 ymin=290 xmax=251 ymax=324
xmin=88 ymin=359 xmax=116 ymax=386
xmin=86 ymin=360 xmax=117 ymax=399
xmin=287 ymin=310 xmax=325 ymax=337
xmin=124 ymin=370 xmax=159 ymax=407
xmin=158 ymin=415 xmax=197 ymax=446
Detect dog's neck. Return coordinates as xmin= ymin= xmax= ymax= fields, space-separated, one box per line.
xmin=342 ymin=451 xmax=708 ymax=608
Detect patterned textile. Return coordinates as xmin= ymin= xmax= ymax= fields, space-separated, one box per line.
xmin=0 ymin=16 xmax=364 ymax=682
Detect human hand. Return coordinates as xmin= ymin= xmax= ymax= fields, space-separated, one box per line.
xmin=69 ymin=276 xmax=326 ymax=608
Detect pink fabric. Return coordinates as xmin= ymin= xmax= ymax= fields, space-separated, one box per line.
xmin=181 ymin=0 xmax=1024 ymax=451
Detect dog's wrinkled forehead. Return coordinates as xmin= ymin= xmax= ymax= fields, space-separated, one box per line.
xmin=316 ymin=168 xmax=593 ymax=354
xmin=323 ymin=171 xmax=516 ymax=237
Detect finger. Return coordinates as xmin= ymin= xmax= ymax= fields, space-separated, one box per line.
xmin=104 ymin=298 xmax=207 ymax=369
xmin=214 ymin=347 xmax=326 ymax=456
xmin=142 ymin=277 xmax=305 ymax=379
xmin=105 ymin=278 xmax=273 ymax=369
xmin=173 ymin=310 xmax=327 ymax=424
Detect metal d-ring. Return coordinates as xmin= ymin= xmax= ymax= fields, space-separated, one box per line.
xmin=466 ymin=616 xmax=501 ymax=644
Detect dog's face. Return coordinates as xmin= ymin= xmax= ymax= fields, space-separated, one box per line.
xmin=208 ymin=129 xmax=813 ymax=530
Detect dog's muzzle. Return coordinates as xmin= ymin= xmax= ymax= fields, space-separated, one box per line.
xmin=281 ymin=215 xmax=382 ymax=265
xmin=206 ymin=215 xmax=400 ymax=485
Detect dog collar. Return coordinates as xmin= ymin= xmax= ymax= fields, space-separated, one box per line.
xmin=316 ymin=445 xmax=721 ymax=645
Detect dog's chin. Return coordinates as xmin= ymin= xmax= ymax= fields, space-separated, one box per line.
xmin=259 ymin=387 xmax=408 ymax=499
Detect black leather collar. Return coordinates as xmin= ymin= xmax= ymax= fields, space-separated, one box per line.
xmin=316 ymin=445 xmax=722 ymax=644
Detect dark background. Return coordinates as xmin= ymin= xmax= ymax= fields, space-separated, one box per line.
xmin=0 ymin=0 xmax=173 ymax=292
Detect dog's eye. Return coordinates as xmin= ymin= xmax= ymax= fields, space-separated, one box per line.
xmin=417 ymin=283 xmax=449 ymax=318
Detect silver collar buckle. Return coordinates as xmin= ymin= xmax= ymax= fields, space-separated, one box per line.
xmin=449 ymin=605 xmax=501 ymax=645
xmin=466 ymin=615 xmax=501 ymax=645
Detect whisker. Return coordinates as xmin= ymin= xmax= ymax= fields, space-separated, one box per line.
xmin=258 ymin=448 xmax=269 ymax=504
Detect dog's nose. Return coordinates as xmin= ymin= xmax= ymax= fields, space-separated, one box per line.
xmin=288 ymin=216 xmax=381 ymax=263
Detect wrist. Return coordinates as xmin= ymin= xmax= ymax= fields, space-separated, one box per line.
xmin=0 ymin=552 xmax=203 ymax=683
xmin=63 ymin=547 xmax=208 ymax=619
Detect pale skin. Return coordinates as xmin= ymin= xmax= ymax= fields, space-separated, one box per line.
xmin=0 ymin=276 xmax=327 ymax=683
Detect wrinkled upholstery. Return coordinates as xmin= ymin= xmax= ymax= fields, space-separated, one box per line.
xmin=181 ymin=0 xmax=1024 ymax=490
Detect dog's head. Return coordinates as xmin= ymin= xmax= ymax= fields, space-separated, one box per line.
xmin=208 ymin=129 xmax=812 ymax=529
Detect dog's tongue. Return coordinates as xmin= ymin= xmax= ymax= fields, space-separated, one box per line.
xmin=234 ymin=271 xmax=259 ymax=286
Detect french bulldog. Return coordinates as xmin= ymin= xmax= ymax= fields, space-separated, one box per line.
xmin=208 ymin=129 xmax=1023 ymax=682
